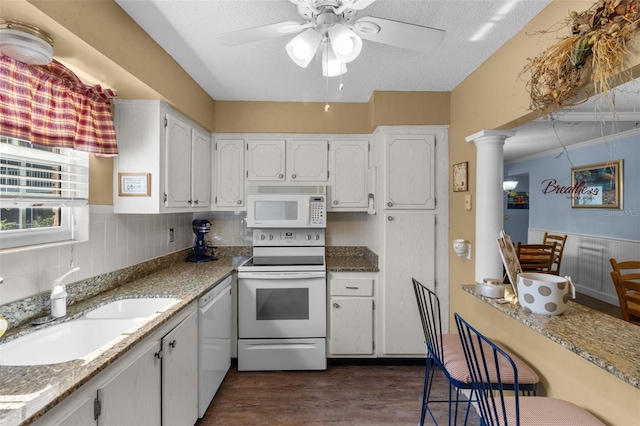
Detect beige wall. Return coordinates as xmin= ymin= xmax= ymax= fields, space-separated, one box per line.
xmin=449 ymin=1 xmax=640 ymax=424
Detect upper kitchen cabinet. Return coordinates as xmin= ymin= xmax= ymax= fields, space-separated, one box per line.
xmin=287 ymin=139 xmax=329 ymax=181
xmin=113 ymin=100 xmax=212 ymax=214
xmin=384 ymin=134 xmax=435 ymax=209
xmin=246 ymin=139 xmax=286 ymax=181
xmin=328 ymin=139 xmax=370 ymax=211
xmin=246 ymin=138 xmax=329 ymax=183
xmin=214 ymin=138 xmax=246 ymax=210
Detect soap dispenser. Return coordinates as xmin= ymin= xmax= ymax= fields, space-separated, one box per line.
xmin=51 ymin=267 xmax=79 ymax=318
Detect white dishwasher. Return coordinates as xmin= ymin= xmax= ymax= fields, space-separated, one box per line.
xmin=198 ymin=275 xmax=232 ymax=418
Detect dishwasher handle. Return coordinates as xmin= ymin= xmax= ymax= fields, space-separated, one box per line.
xmin=200 ymin=283 xmax=231 ymax=311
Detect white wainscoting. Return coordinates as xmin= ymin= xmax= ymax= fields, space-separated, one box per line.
xmin=528 ymin=229 xmax=640 ymax=305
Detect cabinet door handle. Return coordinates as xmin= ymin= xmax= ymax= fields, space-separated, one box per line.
xmin=387 ymin=201 xmax=393 ymax=207
xmin=237 ymin=200 xmax=242 ymax=205
xmin=169 ymin=340 xmax=177 ymax=349
xmin=155 ymin=350 xmax=163 ymax=359
xmin=387 ymin=216 xmax=394 ymax=221
xmin=346 ymin=286 xmax=359 ymax=290
xmin=333 ymin=200 xmax=338 ymax=205
xmin=291 ymin=174 xmax=297 ymax=179
xmin=279 ymin=174 xmax=284 ymax=179
xmin=193 ymin=199 xmax=199 ymax=205
xmin=188 ymin=199 xmax=193 ymax=205
xmin=333 ymin=303 xmax=340 ymax=309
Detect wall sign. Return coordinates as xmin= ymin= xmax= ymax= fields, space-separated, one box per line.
xmin=571 ymin=160 xmax=623 ymax=209
xmin=453 ymin=161 xmax=468 ymax=192
xmin=118 ymin=173 xmax=151 ymax=196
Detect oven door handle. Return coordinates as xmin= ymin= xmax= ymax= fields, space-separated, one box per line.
xmin=237 ymin=271 xmax=326 ymax=280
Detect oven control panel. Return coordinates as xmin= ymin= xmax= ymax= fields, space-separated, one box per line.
xmin=253 ymin=229 xmax=325 ymax=246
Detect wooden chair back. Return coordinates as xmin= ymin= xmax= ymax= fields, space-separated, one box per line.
xmin=516 ymin=242 xmax=557 ymax=274
xmin=610 ymin=259 xmax=640 ymax=325
xmin=542 ymin=232 xmax=568 ymax=275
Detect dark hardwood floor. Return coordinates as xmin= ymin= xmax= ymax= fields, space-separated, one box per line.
xmin=198 ymin=364 xmax=479 ymax=425
xmin=573 ymin=292 xmax=622 ymax=319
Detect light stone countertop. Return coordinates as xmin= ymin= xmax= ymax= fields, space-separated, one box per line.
xmin=462 ymin=284 xmax=640 ymax=391
xmin=0 ymin=257 xmax=243 ymax=426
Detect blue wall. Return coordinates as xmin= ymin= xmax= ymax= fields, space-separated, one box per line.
xmin=504 ymin=133 xmax=640 ymax=241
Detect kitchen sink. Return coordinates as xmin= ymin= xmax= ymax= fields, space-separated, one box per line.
xmin=0 ymin=297 xmax=177 ymax=366
xmin=84 ymin=297 xmax=177 ymax=319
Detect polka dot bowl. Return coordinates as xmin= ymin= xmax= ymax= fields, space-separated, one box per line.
xmin=517 ymin=273 xmax=575 ymax=315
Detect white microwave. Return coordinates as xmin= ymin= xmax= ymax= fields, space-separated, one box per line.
xmin=246 ymin=186 xmax=326 ymax=228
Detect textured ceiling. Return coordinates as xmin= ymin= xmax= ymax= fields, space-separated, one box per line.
xmin=115 ymin=0 xmax=552 ymax=103
xmin=115 ymin=0 xmax=640 ymax=161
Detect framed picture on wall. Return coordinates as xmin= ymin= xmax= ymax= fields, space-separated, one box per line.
xmin=571 ymin=160 xmax=623 ymax=209
xmin=453 ymin=161 xmax=468 ymax=192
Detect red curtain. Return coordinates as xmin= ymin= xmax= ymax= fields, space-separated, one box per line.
xmin=0 ymin=55 xmax=118 ymax=155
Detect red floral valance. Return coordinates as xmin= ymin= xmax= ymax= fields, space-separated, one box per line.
xmin=0 ymin=55 xmax=118 ymax=155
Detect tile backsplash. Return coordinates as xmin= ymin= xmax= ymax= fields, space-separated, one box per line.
xmin=0 ymin=207 xmax=372 ymax=305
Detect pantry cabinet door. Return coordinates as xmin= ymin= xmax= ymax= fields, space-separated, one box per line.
xmin=165 ymin=113 xmax=192 ymax=208
xmin=381 ymin=212 xmax=435 ymax=356
xmin=246 ymin=139 xmax=286 ymax=181
xmin=287 ymin=139 xmax=328 ymax=181
xmin=384 ymin=134 xmax=435 ymax=209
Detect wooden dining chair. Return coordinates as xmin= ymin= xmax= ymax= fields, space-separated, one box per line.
xmin=542 ymin=232 xmax=568 ymax=275
xmin=516 ymin=242 xmax=557 ymax=274
xmin=412 ymin=278 xmax=539 ymax=426
xmin=610 ymin=258 xmax=640 ymax=325
xmin=454 ymin=313 xmax=605 ymax=426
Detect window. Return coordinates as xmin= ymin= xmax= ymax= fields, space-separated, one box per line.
xmin=0 ymin=136 xmax=89 ymax=249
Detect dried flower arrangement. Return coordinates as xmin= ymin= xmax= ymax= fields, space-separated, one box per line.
xmin=522 ymin=0 xmax=640 ymax=111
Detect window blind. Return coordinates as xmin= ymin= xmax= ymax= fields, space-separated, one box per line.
xmin=0 ymin=137 xmax=88 ymax=207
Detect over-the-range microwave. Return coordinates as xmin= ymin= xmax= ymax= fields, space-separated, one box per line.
xmin=246 ymin=186 xmax=326 ymax=228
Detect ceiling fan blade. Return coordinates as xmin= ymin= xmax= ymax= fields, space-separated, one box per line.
xmin=214 ymin=21 xmax=303 ymax=46
xmin=338 ymin=0 xmax=377 ymax=11
xmin=352 ymin=16 xmax=445 ymax=53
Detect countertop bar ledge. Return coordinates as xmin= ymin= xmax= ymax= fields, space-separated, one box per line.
xmin=461 ymin=284 xmax=640 ymax=391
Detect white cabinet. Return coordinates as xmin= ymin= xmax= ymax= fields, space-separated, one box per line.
xmin=246 ymin=138 xmax=328 ymax=183
xmin=214 ymin=138 xmax=245 ymax=209
xmin=97 ymin=340 xmax=162 ymax=425
xmin=113 ymin=100 xmax=211 ymax=213
xmin=328 ymin=273 xmax=376 ymax=357
xmin=328 ymin=139 xmax=370 ymax=211
xmin=246 ymin=139 xmax=286 ymax=181
xmin=381 ymin=212 xmax=434 ymax=356
xmin=384 ymin=133 xmax=435 ymax=209
xmin=287 ymin=139 xmax=328 ymax=181
xmin=162 ymin=311 xmax=198 ymax=426
xmin=37 ymin=303 xmax=198 ymax=426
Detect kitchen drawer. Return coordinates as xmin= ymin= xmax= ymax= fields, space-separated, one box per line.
xmin=330 ymin=279 xmax=373 ymax=296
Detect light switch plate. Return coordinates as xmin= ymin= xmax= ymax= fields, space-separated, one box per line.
xmin=464 ymin=194 xmax=472 ymax=211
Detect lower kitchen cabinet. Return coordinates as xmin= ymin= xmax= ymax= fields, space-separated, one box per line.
xmin=327 ymin=272 xmax=376 ymax=357
xmin=162 ymin=311 xmax=198 ymax=426
xmin=38 ymin=304 xmax=198 ymax=426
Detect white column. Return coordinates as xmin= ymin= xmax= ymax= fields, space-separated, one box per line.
xmin=465 ymin=130 xmax=515 ymax=283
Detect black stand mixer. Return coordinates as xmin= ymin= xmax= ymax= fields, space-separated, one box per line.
xmin=186 ymin=219 xmax=217 ymax=263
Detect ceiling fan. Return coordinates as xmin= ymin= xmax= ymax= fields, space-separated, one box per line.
xmin=213 ymin=0 xmax=445 ymax=77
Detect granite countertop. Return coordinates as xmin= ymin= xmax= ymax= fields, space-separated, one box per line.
xmin=0 ymin=256 xmax=244 ymax=426
xmin=326 ymin=246 xmax=378 ymax=272
xmin=462 ymin=284 xmax=640 ymax=390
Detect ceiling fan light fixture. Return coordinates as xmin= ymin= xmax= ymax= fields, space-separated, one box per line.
xmin=0 ymin=19 xmax=54 ymax=65
xmin=322 ymin=42 xmax=347 ymax=77
xmin=286 ymin=28 xmax=321 ymax=68
xmin=328 ymin=24 xmax=362 ymax=63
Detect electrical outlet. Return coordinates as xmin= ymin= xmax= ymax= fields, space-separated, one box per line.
xmin=464 ymin=194 xmax=472 ymax=211
xmin=169 ymin=228 xmax=174 ymax=243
